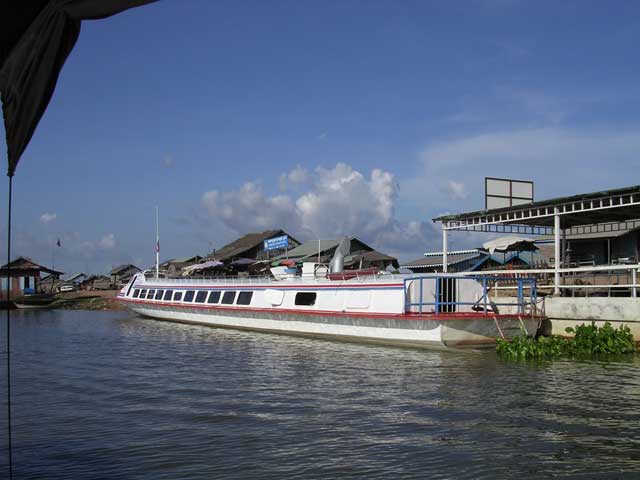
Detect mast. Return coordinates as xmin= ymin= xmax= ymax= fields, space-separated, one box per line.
xmin=155 ymin=206 xmax=159 ymax=279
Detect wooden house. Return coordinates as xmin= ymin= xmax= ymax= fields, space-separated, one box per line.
xmin=110 ymin=264 xmax=141 ymax=288
xmin=209 ymin=230 xmax=301 ymax=263
xmin=0 ymin=257 xmax=63 ymax=298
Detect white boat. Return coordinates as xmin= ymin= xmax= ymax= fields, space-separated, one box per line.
xmin=118 ymin=244 xmax=543 ymax=349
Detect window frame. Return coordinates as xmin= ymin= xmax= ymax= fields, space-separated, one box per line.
xmin=183 ymin=290 xmax=195 ymax=302
xmin=221 ymin=291 xmax=236 ymax=304
xmin=236 ymin=291 xmax=253 ymax=305
xmin=295 ymin=291 xmax=317 ymax=306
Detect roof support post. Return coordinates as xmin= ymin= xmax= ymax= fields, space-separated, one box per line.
xmin=554 ymin=207 xmax=561 ymax=295
xmin=632 ymin=268 xmax=637 ymax=298
xmin=442 ymin=226 xmax=449 ymax=273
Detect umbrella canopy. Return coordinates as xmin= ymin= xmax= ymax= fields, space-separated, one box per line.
xmin=481 ymin=236 xmax=538 ymax=254
xmin=1 ymin=0 xmax=157 ymax=176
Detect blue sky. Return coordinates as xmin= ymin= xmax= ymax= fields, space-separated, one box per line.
xmin=2 ymin=0 xmax=640 ymax=274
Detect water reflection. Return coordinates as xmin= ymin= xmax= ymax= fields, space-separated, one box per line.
xmin=0 ymin=310 xmax=639 ymax=479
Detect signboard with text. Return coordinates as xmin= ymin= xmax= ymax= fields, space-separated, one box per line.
xmin=264 ymin=235 xmax=289 ymax=251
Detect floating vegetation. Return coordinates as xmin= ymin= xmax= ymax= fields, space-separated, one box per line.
xmin=496 ymin=321 xmax=637 ymax=359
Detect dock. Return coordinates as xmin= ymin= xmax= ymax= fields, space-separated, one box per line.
xmin=431 ymin=182 xmax=640 ymax=337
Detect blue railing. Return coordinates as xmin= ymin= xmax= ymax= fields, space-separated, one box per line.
xmin=403 ymin=275 xmax=538 ymax=315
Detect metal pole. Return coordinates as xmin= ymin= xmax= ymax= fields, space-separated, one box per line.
xmin=483 ymin=277 xmax=487 ymax=311
xmin=442 ymin=226 xmax=449 ymax=273
xmin=155 ymin=206 xmax=160 ymax=279
xmin=561 ymin=227 xmax=567 ymax=268
xmin=633 ymin=268 xmax=637 ymax=298
xmin=554 ymin=207 xmax=561 ymax=295
xmin=5 ymin=174 xmax=14 ymax=480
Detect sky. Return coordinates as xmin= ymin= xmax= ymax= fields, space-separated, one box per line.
xmin=2 ymin=0 xmax=640 ymax=275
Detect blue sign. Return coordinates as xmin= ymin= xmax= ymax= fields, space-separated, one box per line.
xmin=264 ymin=235 xmax=289 ymax=251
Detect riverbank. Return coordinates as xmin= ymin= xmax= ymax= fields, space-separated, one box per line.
xmin=3 ymin=290 xmax=124 ymax=311
xmin=51 ymin=290 xmax=125 ymax=311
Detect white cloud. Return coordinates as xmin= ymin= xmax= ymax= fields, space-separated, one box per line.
xmin=40 ymin=212 xmax=57 ymax=223
xmin=203 ymin=182 xmax=299 ymax=234
xmin=278 ymin=165 xmax=309 ymax=191
xmin=407 ymin=126 xmax=640 ymax=217
xmin=98 ymin=233 xmax=116 ymax=250
xmin=446 ymin=180 xmax=467 ymax=200
xmin=201 ymin=163 xmax=430 ymax=260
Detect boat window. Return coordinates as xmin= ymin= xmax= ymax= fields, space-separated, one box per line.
xmin=184 ymin=291 xmax=195 ymax=302
xmin=208 ymin=291 xmax=221 ymax=304
xmin=295 ymin=292 xmax=317 ymax=306
xmin=133 ymin=289 xmax=140 ymax=298
xmin=173 ymin=291 xmax=182 ymax=301
xmin=163 ymin=290 xmax=173 ymax=301
xmin=147 ymin=290 xmax=155 ymax=299
xmin=221 ymin=291 xmax=236 ymax=304
xmin=140 ymin=289 xmax=147 ymax=298
xmin=195 ymin=291 xmax=207 ymax=303
xmin=236 ymin=291 xmax=253 ymax=305
xmin=155 ymin=290 xmax=164 ymax=300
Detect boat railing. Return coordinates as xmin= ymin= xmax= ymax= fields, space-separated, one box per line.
xmin=403 ymin=275 xmax=539 ymax=316
xmin=457 ymin=264 xmax=640 ymax=298
xmin=140 ymin=271 xmax=407 ymax=285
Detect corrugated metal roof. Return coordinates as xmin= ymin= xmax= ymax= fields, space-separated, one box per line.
xmin=423 ymin=249 xmax=479 ymax=257
xmin=109 ymin=264 xmax=140 ymax=275
xmin=538 ymin=227 xmax=637 ymax=241
xmin=213 ymin=230 xmax=298 ymax=261
xmin=282 ymin=239 xmax=341 ymax=259
xmin=0 ymin=256 xmax=64 ymax=276
xmin=401 ymin=252 xmax=483 ymax=268
xmin=170 ymin=256 xmax=202 ymax=264
xmin=433 ymin=184 xmax=640 ymax=228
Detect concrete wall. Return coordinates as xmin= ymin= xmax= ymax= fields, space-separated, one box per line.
xmin=544 ymin=296 xmax=640 ymax=337
xmin=493 ymin=295 xmax=640 ymax=338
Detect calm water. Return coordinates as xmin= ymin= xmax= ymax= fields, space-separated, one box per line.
xmin=1 ymin=310 xmax=639 ymax=479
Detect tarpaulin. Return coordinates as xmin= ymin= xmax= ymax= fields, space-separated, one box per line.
xmin=0 ymin=0 xmax=157 ymax=176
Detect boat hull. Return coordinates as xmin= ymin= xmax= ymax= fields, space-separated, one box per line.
xmin=127 ymin=302 xmax=539 ymax=350
xmin=13 ymin=294 xmax=57 ymax=310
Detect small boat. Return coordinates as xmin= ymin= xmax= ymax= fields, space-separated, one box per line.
xmin=118 ymin=240 xmax=544 ymax=350
xmin=13 ymin=293 xmax=58 ymax=309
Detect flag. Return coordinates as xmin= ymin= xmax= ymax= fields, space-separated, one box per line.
xmin=156 ymin=240 xmax=159 ymax=253
xmin=56 ymin=238 xmax=61 ymax=247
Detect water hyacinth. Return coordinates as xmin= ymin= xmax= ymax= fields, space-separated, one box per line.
xmin=496 ymin=321 xmax=637 ymax=359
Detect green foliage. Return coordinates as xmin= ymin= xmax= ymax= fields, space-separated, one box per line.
xmin=497 ymin=322 xmax=637 ymax=359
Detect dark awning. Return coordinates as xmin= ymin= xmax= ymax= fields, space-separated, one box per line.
xmin=0 ymin=0 xmax=157 ymax=176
